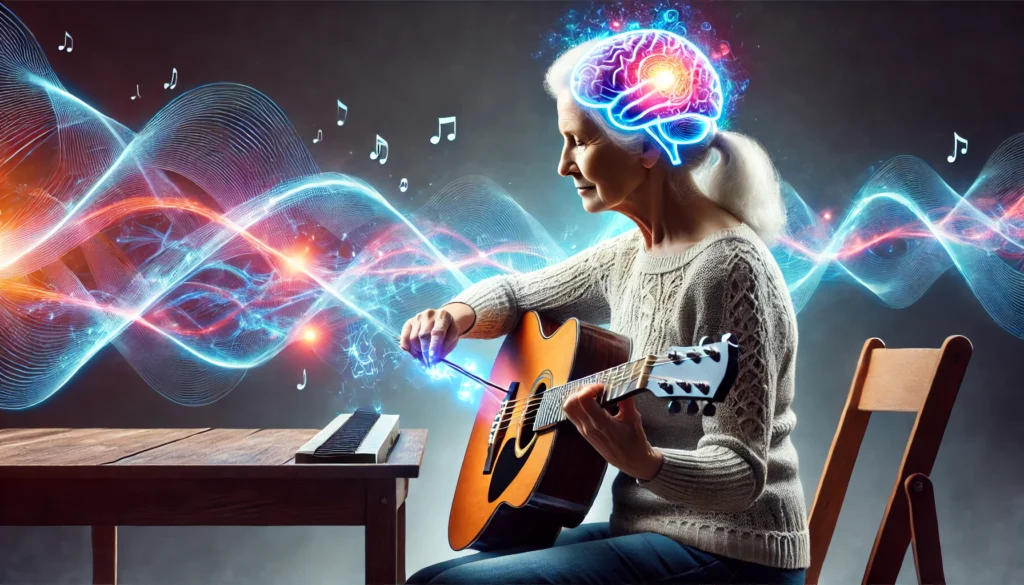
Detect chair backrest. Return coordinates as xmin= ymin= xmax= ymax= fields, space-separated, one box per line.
xmin=806 ymin=335 xmax=972 ymax=585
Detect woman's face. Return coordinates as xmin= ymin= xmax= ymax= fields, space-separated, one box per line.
xmin=556 ymin=91 xmax=655 ymax=213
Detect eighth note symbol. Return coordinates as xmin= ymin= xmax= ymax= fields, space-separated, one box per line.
xmin=164 ymin=67 xmax=178 ymax=90
xmin=313 ymin=129 xmax=323 ymax=144
xmin=370 ymin=134 xmax=389 ymax=164
xmin=58 ymin=31 xmax=73 ymax=53
xmin=297 ymin=369 xmax=307 ymax=390
xmin=130 ymin=84 xmax=141 ymax=101
xmin=430 ymin=116 xmax=457 ymax=144
xmin=947 ymin=132 xmax=968 ymax=163
xmin=336 ymin=99 xmax=348 ymax=126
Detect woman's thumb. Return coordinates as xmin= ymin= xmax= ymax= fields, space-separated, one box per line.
xmin=616 ymin=396 xmax=641 ymax=423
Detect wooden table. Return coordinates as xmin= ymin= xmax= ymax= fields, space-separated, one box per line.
xmin=0 ymin=427 xmax=427 ymax=585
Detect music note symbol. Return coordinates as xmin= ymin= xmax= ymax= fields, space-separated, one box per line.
xmin=337 ymin=100 xmax=348 ymax=126
xmin=947 ymin=132 xmax=968 ymax=163
xmin=400 ymin=178 xmax=409 ymax=192
xmin=370 ymin=134 xmax=388 ymax=164
xmin=58 ymin=31 xmax=73 ymax=53
xmin=297 ymin=368 xmax=307 ymax=390
xmin=430 ymin=116 xmax=457 ymax=144
xmin=163 ymin=67 xmax=178 ymax=90
xmin=130 ymin=84 xmax=141 ymax=100
xmin=313 ymin=129 xmax=323 ymax=144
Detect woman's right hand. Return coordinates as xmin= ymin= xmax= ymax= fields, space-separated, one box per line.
xmin=399 ymin=304 xmax=475 ymax=367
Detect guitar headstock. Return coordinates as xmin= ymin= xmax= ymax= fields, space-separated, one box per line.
xmin=640 ymin=333 xmax=740 ymax=416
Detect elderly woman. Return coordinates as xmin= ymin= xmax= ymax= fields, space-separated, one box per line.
xmin=401 ymin=30 xmax=809 ymax=585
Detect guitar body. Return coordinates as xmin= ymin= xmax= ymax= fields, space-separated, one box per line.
xmin=448 ymin=311 xmax=631 ymax=552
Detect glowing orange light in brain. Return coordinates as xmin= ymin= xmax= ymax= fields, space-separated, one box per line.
xmin=639 ymin=54 xmax=692 ymax=98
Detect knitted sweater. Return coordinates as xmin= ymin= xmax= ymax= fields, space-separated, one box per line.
xmin=446 ymin=223 xmax=810 ymax=569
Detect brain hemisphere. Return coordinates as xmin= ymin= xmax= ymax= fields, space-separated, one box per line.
xmin=572 ymin=31 xmax=722 ymax=129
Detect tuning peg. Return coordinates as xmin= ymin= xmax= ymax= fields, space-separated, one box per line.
xmin=675 ymin=381 xmax=691 ymax=393
xmin=686 ymin=399 xmax=699 ymax=415
xmin=702 ymin=347 xmax=721 ymax=361
xmin=685 ymin=350 xmax=702 ymax=364
xmin=666 ymin=399 xmax=683 ymax=415
xmin=658 ymin=381 xmax=674 ymax=394
xmin=697 ymin=336 xmax=710 ymax=346
xmin=667 ymin=350 xmax=683 ymax=364
xmin=694 ymin=382 xmax=710 ymax=395
xmin=703 ymin=402 xmax=717 ymax=416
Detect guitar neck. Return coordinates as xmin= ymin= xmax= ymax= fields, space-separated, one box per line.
xmin=533 ymin=358 xmax=650 ymax=430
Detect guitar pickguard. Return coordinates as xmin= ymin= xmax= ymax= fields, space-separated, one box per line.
xmin=487 ymin=437 xmax=535 ymax=503
xmin=487 ymin=376 xmax=548 ymax=501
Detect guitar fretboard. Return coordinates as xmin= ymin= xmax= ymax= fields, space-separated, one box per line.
xmin=533 ymin=358 xmax=646 ymax=430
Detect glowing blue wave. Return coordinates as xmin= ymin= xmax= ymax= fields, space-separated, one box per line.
xmin=0 ymin=3 xmax=1022 ymax=412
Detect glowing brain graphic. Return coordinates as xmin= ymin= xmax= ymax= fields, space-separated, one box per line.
xmin=570 ymin=29 xmax=723 ymax=165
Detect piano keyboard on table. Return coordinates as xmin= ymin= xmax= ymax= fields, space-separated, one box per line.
xmin=295 ymin=408 xmax=400 ymax=464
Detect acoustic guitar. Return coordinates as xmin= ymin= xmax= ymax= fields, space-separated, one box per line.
xmin=448 ymin=310 xmax=740 ymax=552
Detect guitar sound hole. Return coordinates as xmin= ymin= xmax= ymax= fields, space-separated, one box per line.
xmin=516 ymin=383 xmax=544 ymax=450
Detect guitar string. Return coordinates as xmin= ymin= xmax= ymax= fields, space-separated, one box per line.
xmin=487 ymin=377 xmax=714 ymax=435
xmin=483 ymin=352 xmax=717 ymax=411
xmin=488 ymin=377 xmax=712 ymax=434
xmin=484 ymin=359 xmax=720 ymax=432
xmin=395 ymin=333 xmax=731 ymax=405
xmin=482 ymin=360 xmax=643 ymax=408
xmin=394 ymin=335 xmax=732 ymax=432
xmin=484 ymin=355 xmax=725 ymax=435
xmin=487 ymin=373 xmax=705 ymax=430
xmin=481 ymin=357 xmax=660 ymax=413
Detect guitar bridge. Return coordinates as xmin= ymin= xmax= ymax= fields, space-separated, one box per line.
xmin=483 ymin=382 xmax=518 ymax=475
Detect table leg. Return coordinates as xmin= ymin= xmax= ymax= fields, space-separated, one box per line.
xmin=91 ymin=525 xmax=117 ymax=585
xmin=365 ymin=479 xmax=398 ymax=585
xmin=397 ymin=500 xmax=406 ymax=584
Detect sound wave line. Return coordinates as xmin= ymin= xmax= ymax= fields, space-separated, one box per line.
xmin=0 ymin=4 xmax=1021 ymax=412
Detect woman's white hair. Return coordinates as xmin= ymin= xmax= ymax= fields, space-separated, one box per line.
xmin=544 ymin=39 xmax=787 ymax=245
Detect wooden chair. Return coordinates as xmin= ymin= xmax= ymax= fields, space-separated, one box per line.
xmin=806 ymin=335 xmax=972 ymax=585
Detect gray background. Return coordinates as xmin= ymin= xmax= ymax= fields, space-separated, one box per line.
xmin=1 ymin=1 xmax=1023 ymax=583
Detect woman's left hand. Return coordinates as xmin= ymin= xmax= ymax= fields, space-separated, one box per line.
xmin=562 ymin=383 xmax=664 ymax=481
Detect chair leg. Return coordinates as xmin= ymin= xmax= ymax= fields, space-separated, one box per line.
xmin=91 ymin=525 xmax=117 ymax=585
xmin=904 ymin=473 xmax=945 ymax=585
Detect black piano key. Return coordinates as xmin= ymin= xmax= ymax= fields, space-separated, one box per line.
xmin=312 ymin=408 xmax=381 ymax=457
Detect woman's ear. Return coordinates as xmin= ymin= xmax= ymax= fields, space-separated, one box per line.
xmin=639 ymin=142 xmax=661 ymax=169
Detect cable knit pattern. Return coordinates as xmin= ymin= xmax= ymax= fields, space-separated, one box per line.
xmin=446 ymin=224 xmax=810 ymax=569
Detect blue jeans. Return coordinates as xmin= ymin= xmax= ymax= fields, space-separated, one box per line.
xmin=406 ymin=522 xmax=805 ymax=584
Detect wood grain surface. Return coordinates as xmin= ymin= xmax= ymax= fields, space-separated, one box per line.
xmin=0 ymin=429 xmax=427 ymax=479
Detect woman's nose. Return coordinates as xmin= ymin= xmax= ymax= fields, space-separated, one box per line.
xmin=557 ymin=153 xmax=573 ymax=177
